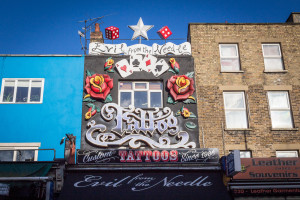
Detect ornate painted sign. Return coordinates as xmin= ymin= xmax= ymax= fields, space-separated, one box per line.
xmin=77 ymin=148 xmax=219 ymax=164
xmin=89 ymin=42 xmax=191 ymax=55
xmin=81 ymin=55 xmax=199 ymax=150
xmin=85 ymin=103 xmax=196 ymax=149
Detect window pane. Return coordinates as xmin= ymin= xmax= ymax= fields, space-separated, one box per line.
xmin=16 ymin=80 xmax=29 ymax=102
xmin=221 ymin=58 xmax=240 ymax=71
xmin=2 ymin=80 xmax=15 ymax=102
xmin=270 ymin=111 xmax=293 ymax=128
xmin=263 ymin=45 xmax=281 ymax=56
xmin=150 ymin=92 xmax=162 ymax=107
xmin=135 ymin=83 xmax=147 ymax=89
xmin=224 ymin=93 xmax=245 ymax=109
xmin=276 ymin=151 xmax=298 ymax=158
xmin=30 ymin=87 xmax=41 ymax=102
xmin=0 ymin=151 xmax=14 ymax=161
xmin=16 ymin=150 xmax=35 ymax=161
xmin=120 ymin=92 xmax=131 ymax=107
xmin=3 ymin=87 xmax=14 ymax=102
xmin=119 ymin=82 xmax=132 ymax=90
xmin=240 ymin=151 xmax=251 ymax=158
xmin=220 ymin=45 xmax=238 ymax=57
xmin=268 ymin=92 xmax=289 ymax=109
xmin=134 ymin=91 xmax=148 ymax=108
xmin=225 ymin=111 xmax=248 ymax=128
xmin=149 ymin=82 xmax=162 ymax=90
xmin=264 ymin=58 xmax=283 ymax=71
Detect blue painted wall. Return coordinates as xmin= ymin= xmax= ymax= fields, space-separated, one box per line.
xmin=0 ymin=56 xmax=84 ymax=160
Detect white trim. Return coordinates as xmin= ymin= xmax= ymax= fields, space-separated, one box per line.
xmin=0 ymin=78 xmax=44 ymax=104
xmin=262 ymin=43 xmax=284 ymax=71
xmin=223 ymin=91 xmax=248 ymax=129
xmin=267 ymin=91 xmax=293 ymax=128
xmin=219 ymin=44 xmax=241 ymax=72
xmin=118 ymin=81 xmax=163 ymax=108
xmin=0 ymin=143 xmax=41 ymax=161
xmin=276 ymin=150 xmax=298 ymax=158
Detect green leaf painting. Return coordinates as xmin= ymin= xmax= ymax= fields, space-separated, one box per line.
xmin=83 ymin=97 xmax=96 ymax=103
xmin=185 ymin=71 xmax=194 ymax=78
xmin=104 ymin=94 xmax=113 ymax=103
xmin=185 ymin=121 xmax=197 ymax=129
xmin=167 ymin=96 xmax=177 ymax=104
xmin=183 ymin=98 xmax=196 ymax=104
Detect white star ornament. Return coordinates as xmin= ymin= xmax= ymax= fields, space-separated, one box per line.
xmin=128 ymin=17 xmax=154 ymax=41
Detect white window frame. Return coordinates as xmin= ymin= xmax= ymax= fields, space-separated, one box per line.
xmin=262 ymin=43 xmax=284 ymax=71
xmin=223 ymin=91 xmax=248 ymax=129
xmin=0 ymin=78 xmax=44 ymax=104
xmin=219 ymin=44 xmax=241 ymax=72
xmin=0 ymin=143 xmax=41 ymax=161
xmin=239 ymin=150 xmax=252 ymax=158
xmin=267 ymin=91 xmax=293 ymax=128
xmin=276 ymin=150 xmax=298 ymax=158
xmin=118 ymin=81 xmax=163 ymax=108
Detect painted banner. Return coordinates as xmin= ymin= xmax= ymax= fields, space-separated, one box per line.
xmin=233 ymin=158 xmax=300 ymax=179
xmin=89 ymin=42 xmax=191 ymax=55
xmin=57 ymin=171 xmax=231 ymax=200
xmin=77 ymin=148 xmax=219 ymax=164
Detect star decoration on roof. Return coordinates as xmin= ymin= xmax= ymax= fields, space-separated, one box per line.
xmin=128 ymin=17 xmax=154 ymax=41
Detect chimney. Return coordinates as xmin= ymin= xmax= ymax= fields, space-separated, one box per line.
xmin=90 ymin=23 xmax=104 ymax=43
xmin=286 ymin=12 xmax=300 ymax=23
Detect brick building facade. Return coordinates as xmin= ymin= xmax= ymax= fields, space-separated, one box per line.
xmin=188 ymin=13 xmax=300 ymax=158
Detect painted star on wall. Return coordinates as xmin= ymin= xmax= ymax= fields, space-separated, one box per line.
xmin=128 ymin=17 xmax=154 ymax=41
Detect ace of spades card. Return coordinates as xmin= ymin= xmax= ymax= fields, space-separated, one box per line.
xmin=153 ymin=59 xmax=169 ymax=77
xmin=129 ymin=55 xmax=143 ymax=71
xmin=140 ymin=54 xmax=157 ymax=73
xmin=115 ymin=59 xmax=133 ymax=78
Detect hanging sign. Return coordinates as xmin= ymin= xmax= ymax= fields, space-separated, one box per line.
xmin=77 ymin=148 xmax=219 ymax=164
xmin=226 ymin=150 xmax=241 ymax=177
xmin=89 ymin=42 xmax=191 ymax=55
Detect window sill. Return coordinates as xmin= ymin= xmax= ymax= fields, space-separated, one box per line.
xmin=0 ymin=102 xmax=43 ymax=104
xmin=224 ymin=128 xmax=252 ymax=131
xmin=221 ymin=71 xmax=244 ymax=73
xmin=264 ymin=70 xmax=288 ymax=73
xmin=271 ymin=128 xmax=298 ymax=131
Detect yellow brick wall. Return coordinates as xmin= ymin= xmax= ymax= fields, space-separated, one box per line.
xmin=189 ymin=23 xmax=300 ymax=157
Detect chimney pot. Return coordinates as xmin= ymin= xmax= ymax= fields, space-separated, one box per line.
xmin=95 ymin=23 xmax=100 ymax=32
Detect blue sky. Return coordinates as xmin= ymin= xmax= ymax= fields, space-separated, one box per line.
xmin=0 ymin=0 xmax=299 ymax=54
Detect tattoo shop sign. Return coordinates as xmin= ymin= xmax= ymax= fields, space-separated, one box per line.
xmin=58 ymin=171 xmax=232 ymax=200
xmin=77 ymin=148 xmax=219 ymax=164
xmin=89 ymin=42 xmax=191 ymax=55
xmin=85 ymin=103 xmax=196 ymax=149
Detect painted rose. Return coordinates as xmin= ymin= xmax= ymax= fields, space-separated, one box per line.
xmin=84 ymin=74 xmax=113 ymax=100
xmin=167 ymin=75 xmax=195 ymax=101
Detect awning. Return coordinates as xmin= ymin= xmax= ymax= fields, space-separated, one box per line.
xmin=58 ymin=170 xmax=232 ymax=200
xmin=0 ymin=162 xmax=53 ymax=177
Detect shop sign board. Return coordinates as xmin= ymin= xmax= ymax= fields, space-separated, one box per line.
xmin=232 ymin=188 xmax=300 ymax=197
xmin=77 ymin=148 xmax=219 ymax=164
xmin=234 ymin=158 xmax=300 ymax=180
xmin=57 ymin=170 xmax=232 ymax=200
